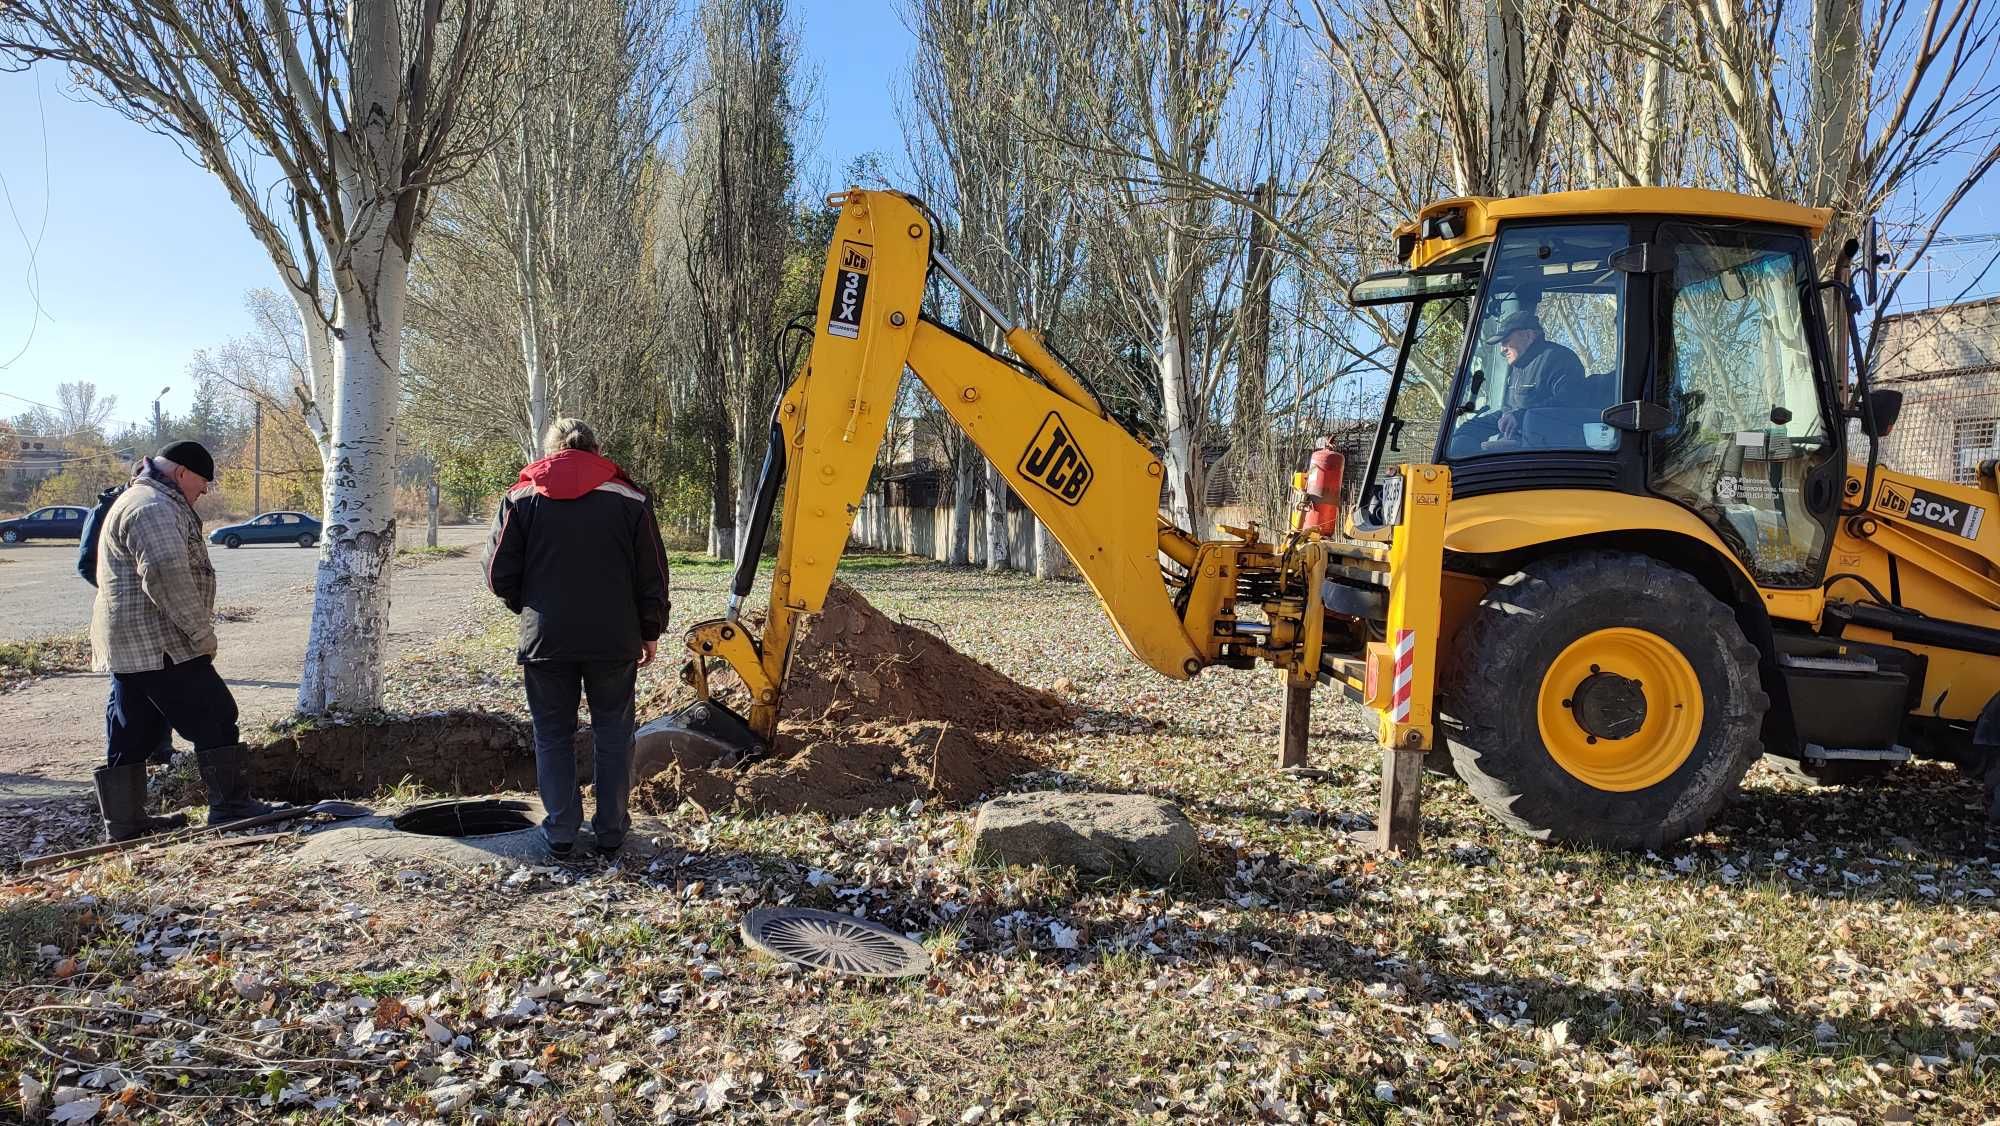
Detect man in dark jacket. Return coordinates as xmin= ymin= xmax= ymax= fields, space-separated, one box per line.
xmin=1491 ymin=310 xmax=1588 ymax=441
xmin=486 ymin=419 xmax=670 ymax=857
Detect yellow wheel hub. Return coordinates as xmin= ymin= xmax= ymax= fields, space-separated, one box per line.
xmin=1536 ymin=628 xmax=1704 ymax=792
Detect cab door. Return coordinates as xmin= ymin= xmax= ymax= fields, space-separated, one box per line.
xmin=1649 ymin=223 xmax=1842 ymax=588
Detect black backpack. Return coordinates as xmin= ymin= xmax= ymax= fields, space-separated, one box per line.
xmin=77 ymin=484 xmax=127 ymax=587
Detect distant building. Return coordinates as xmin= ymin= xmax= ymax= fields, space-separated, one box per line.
xmin=3 ymin=437 xmax=137 ymax=493
xmin=1870 ymin=296 xmax=2000 ymax=483
xmin=5 ymin=435 xmax=75 ymax=490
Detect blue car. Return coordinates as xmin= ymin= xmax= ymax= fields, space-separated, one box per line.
xmin=210 ymin=511 xmax=322 ymax=549
xmin=0 ymin=504 xmax=88 ymax=544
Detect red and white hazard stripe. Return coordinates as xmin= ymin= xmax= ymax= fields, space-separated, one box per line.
xmin=1391 ymin=628 xmax=1416 ymax=722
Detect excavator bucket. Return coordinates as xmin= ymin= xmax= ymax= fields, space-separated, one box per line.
xmin=632 ymin=697 xmax=768 ymax=784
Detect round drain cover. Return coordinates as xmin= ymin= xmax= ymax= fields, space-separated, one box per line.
xmin=740 ymin=908 xmax=930 ymax=978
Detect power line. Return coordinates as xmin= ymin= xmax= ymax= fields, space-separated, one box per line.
xmin=0 ymin=67 xmax=53 ymax=372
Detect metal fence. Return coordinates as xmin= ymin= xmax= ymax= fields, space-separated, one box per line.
xmin=1871 ymin=371 xmax=2000 ymax=484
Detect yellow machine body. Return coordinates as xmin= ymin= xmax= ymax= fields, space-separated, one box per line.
xmin=671 ymin=185 xmax=2000 ymax=853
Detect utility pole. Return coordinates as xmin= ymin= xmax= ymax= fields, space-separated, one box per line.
xmin=151 ymin=385 xmax=170 ymax=444
xmin=252 ymin=399 xmax=263 ymax=514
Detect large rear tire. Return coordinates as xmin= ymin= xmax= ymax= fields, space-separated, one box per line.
xmin=1443 ymin=552 xmax=1768 ymax=850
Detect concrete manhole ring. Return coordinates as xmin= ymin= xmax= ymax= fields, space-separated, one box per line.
xmin=740 ymin=907 xmax=930 ymax=978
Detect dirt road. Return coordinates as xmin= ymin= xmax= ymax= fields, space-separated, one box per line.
xmin=0 ymin=525 xmax=494 ymax=801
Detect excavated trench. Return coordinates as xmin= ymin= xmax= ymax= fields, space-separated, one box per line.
xmin=242 ymin=581 xmax=1070 ymax=821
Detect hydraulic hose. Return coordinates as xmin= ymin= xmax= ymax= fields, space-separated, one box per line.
xmin=728 ymin=416 xmax=787 ymax=619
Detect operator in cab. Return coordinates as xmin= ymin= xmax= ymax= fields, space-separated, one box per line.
xmin=1491 ymin=310 xmax=1587 ymax=442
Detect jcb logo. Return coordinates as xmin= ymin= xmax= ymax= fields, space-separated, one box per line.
xmin=1020 ymin=412 xmax=1093 ymax=505
xmin=1876 ymin=482 xmax=1910 ymax=515
xmin=827 ymin=241 xmax=872 ymax=340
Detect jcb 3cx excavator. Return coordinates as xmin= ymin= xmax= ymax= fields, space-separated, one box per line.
xmin=661 ymin=186 xmax=2000 ymax=852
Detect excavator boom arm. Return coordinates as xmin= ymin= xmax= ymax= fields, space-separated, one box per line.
xmin=679 ymin=189 xmax=1210 ymax=741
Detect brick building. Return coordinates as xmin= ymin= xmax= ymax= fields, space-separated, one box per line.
xmin=1870 ymin=296 xmax=2000 ymax=482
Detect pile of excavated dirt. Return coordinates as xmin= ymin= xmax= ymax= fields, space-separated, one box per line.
xmin=776 ymin=581 xmax=1075 ymax=731
xmin=634 ymin=719 xmax=1038 ymax=820
xmin=634 ymin=581 xmax=1072 ymax=817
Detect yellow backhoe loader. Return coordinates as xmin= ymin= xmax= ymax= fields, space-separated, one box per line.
xmin=659 ymin=186 xmax=2000 ymax=852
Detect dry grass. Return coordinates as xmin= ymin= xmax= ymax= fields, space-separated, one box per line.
xmin=2 ymin=560 xmax=1996 ymax=1122
xmin=0 ymin=633 xmax=90 ymax=692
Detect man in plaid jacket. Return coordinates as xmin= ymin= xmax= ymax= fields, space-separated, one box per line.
xmin=89 ymin=440 xmax=273 ymax=841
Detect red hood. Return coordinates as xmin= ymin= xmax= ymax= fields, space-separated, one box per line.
xmin=515 ymin=449 xmax=641 ymax=501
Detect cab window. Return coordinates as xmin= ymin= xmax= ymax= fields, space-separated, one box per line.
xmin=1652 ymin=223 xmax=1832 ymax=586
xmin=1444 ymin=223 xmax=1628 ymax=458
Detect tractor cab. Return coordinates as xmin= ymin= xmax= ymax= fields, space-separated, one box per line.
xmin=1349 ymin=189 xmax=1851 ymax=591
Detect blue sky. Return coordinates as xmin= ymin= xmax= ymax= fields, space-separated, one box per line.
xmin=2 ymin=6 xmax=1997 ymax=433
xmin=0 ymin=2 xmax=915 ymax=433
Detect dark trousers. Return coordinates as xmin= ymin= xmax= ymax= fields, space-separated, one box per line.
xmin=106 ymin=655 xmax=239 ymax=767
xmin=523 ymin=659 xmax=637 ymax=846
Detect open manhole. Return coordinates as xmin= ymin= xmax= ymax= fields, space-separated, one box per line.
xmin=392 ymin=798 xmax=539 ymax=838
xmin=740 ymin=907 xmax=930 ymax=978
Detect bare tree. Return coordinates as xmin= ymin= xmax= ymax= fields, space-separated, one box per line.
xmin=663 ymin=0 xmax=803 ymax=561
xmin=407 ymin=0 xmax=684 ymax=464
xmin=15 ymin=380 xmax=119 ymax=441
xmin=2 ymin=0 xmax=499 ymax=713
xmin=905 ymin=0 xmax=1100 ymax=572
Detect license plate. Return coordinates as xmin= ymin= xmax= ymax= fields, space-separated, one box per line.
xmin=1378 ymin=473 xmax=1405 ymax=526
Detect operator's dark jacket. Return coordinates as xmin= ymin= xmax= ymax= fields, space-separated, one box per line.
xmin=1503 ymin=338 xmax=1588 ymax=410
xmin=485 ymin=450 xmax=670 ymax=663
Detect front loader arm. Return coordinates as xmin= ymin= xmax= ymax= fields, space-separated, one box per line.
xmin=678 ymin=189 xmax=1205 ymax=743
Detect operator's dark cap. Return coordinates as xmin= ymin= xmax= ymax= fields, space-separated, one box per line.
xmin=1485 ymin=309 xmax=1542 ymax=342
xmin=156 ymin=440 xmax=215 ymax=482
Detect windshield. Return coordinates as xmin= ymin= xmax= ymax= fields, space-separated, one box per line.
xmin=1359 ymin=294 xmax=1472 ymax=522
xmin=1443 ymin=223 xmax=1628 ymax=458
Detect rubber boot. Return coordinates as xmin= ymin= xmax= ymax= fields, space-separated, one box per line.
xmin=195 ymin=743 xmax=276 ymax=825
xmin=147 ymin=732 xmax=175 ymax=767
xmin=93 ymin=763 xmax=188 ymax=843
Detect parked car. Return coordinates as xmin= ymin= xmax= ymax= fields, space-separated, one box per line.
xmin=209 ymin=511 xmax=322 ymax=549
xmin=0 ymin=505 xmax=88 ymax=544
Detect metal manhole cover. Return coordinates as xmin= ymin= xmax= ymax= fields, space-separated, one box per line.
xmin=740 ymin=908 xmax=930 ymax=978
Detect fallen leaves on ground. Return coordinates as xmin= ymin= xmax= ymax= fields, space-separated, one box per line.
xmin=1 ymin=560 xmax=1996 ymax=1122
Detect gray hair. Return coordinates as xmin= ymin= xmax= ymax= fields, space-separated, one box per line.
xmin=152 ymin=456 xmax=183 ymax=476
xmin=543 ymin=418 xmax=599 ymax=455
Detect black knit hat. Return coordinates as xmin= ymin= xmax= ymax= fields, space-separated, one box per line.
xmin=156 ymin=440 xmax=216 ymax=482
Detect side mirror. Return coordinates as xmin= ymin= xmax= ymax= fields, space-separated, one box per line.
xmin=1864 ymin=388 xmax=1903 ymax=437
xmin=1610 ymin=242 xmax=1676 ymax=274
xmin=1603 ymin=400 xmax=1673 ymax=433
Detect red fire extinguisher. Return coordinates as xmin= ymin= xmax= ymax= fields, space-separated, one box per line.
xmin=1294 ymin=444 xmax=1344 ymax=534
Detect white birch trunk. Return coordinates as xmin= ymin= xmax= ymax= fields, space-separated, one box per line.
xmin=1634 ymin=1 xmax=1675 ymax=186
xmin=295 ymin=0 xmax=406 ymax=715
xmin=983 ymin=461 xmax=1009 ymax=573
xmin=297 ymin=233 xmax=406 ymax=713
xmin=950 ymin=453 xmax=974 ymax=567
xmin=1158 ymin=323 xmax=1202 ymax=534
xmin=1807 ymin=0 xmax=1864 ymax=222
xmin=1484 ymin=0 xmax=1531 ymax=197
xmin=1157 ymin=225 xmax=1203 ymax=535
xmin=1032 ymin=517 xmax=1062 ymax=580
xmin=426 ymin=472 xmax=440 ymax=548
